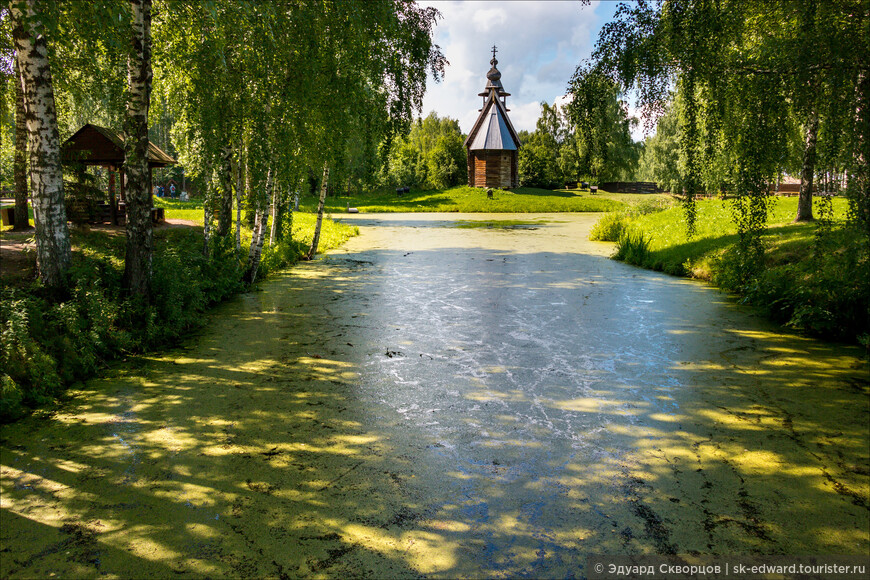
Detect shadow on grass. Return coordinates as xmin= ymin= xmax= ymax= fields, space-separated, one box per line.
xmin=509 ymin=187 xmax=578 ymax=198
xmin=635 ymin=223 xmax=822 ymax=277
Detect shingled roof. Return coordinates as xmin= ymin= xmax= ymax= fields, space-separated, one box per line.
xmin=464 ymin=53 xmax=521 ymax=152
xmin=468 ymin=98 xmax=518 ymax=151
xmin=62 ymin=123 xmax=176 ymax=167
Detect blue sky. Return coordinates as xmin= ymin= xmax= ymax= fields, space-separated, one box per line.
xmin=418 ymin=1 xmax=643 ymax=139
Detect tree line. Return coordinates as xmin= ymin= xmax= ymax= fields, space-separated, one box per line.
xmin=518 ymin=95 xmax=639 ymax=189
xmin=2 ymin=0 xmax=446 ymax=294
xmin=567 ymin=0 xmax=868 ymax=261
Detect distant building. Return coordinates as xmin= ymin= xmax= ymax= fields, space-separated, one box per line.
xmin=464 ymin=47 xmax=521 ymax=189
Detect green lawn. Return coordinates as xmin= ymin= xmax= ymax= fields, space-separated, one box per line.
xmin=555 ymin=189 xmax=674 ymax=207
xmin=591 ymin=195 xmax=868 ymax=343
xmin=618 ymin=196 xmax=851 ymax=277
xmin=312 ymin=185 xmax=625 ymax=213
xmin=153 ymin=198 xmax=358 ymax=253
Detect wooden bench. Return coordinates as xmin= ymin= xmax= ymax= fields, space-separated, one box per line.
xmin=1 ymin=207 xmax=16 ymax=226
xmin=92 ymin=204 xmax=163 ymax=224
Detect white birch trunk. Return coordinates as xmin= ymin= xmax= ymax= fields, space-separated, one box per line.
xmin=233 ymin=148 xmax=243 ymax=252
xmin=10 ymin=0 xmax=70 ymax=288
xmin=121 ymin=0 xmax=153 ymax=297
xmin=244 ymin=166 xmax=273 ymax=284
xmin=306 ymin=164 xmax=329 ymax=260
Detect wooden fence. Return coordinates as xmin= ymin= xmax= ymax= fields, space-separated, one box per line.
xmin=598 ymin=181 xmax=663 ymax=194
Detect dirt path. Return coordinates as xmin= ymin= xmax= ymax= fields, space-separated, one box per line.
xmin=1 ymin=214 xmax=867 ymax=578
xmin=0 ymin=220 xmax=198 ymax=284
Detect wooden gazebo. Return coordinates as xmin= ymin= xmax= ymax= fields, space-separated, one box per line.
xmin=62 ymin=124 xmax=176 ymax=224
xmin=464 ymin=47 xmax=521 ymax=189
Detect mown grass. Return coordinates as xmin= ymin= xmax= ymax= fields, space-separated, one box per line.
xmin=591 ymin=196 xmax=869 ymax=344
xmin=153 ymin=199 xmax=358 ymax=254
xmin=313 ymin=185 xmax=624 ymax=213
xmin=555 ymin=189 xmax=674 ymax=206
xmin=593 ymin=196 xmax=848 ymax=276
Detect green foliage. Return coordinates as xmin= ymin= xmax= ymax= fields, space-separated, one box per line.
xmin=589 ymin=212 xmax=630 ymax=242
xmin=518 ymin=131 xmax=561 ymax=189
xmin=589 ymin=198 xmax=672 ymax=241
xmin=64 ymin=166 xmax=105 ymax=226
xmin=636 ymin=98 xmax=682 ymax=192
xmin=519 ymin=97 xmax=640 ymax=189
xmin=0 ymin=208 xmax=358 ymax=422
xmin=519 ymin=102 xmax=567 ymax=188
xmin=713 ymin=226 xmax=869 ymax=341
xmin=1 ymin=291 xmax=62 ymax=420
xmin=385 ymin=113 xmax=466 ymax=190
xmin=566 ymin=73 xmax=640 ymax=182
xmin=582 ymin=0 xmax=869 ymax=253
xmin=155 ymin=0 xmax=447 ymax=209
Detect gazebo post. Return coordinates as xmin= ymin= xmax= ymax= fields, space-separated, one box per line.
xmin=108 ymin=166 xmax=118 ymax=225
xmin=148 ymin=166 xmax=153 ymax=208
xmin=120 ymin=167 xmax=126 ymax=206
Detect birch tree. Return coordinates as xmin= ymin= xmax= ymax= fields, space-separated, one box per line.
xmin=579 ymin=0 xmax=868 ymax=260
xmin=12 ymin=50 xmax=30 ymax=230
xmin=306 ymin=164 xmax=329 ymax=260
xmin=154 ymin=0 xmax=445 ymax=273
xmin=9 ymin=0 xmax=70 ymax=289
xmin=121 ymin=0 xmax=153 ymax=298
xmin=243 ymin=164 xmax=272 ymax=284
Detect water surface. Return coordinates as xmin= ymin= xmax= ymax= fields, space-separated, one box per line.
xmin=1 ymin=213 xmax=867 ymax=578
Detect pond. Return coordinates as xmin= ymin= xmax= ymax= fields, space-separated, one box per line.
xmin=1 ymin=213 xmax=867 ymax=578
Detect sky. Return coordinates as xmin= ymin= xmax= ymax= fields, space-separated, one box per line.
xmin=417 ymin=1 xmax=644 ymax=140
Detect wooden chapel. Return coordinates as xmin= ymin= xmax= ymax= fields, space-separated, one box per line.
xmin=464 ymin=46 xmax=521 ymax=189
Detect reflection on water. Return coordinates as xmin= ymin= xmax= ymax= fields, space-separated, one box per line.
xmin=1 ymin=213 xmax=867 ymax=578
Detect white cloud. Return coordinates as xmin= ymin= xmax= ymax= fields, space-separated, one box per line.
xmin=510 ymin=101 xmax=547 ymax=135
xmin=419 ymin=0 xmax=607 ymax=134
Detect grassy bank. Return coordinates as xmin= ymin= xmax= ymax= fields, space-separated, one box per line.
xmin=312 ymin=185 xmax=624 ymax=213
xmin=0 ymin=204 xmax=357 ymax=421
xmin=591 ymin=196 xmax=869 ymax=344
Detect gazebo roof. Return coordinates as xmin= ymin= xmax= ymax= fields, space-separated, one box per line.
xmin=62 ymin=123 xmax=176 ymax=168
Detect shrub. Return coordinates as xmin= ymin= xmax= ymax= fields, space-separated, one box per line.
xmin=589 ymin=199 xmax=671 ymax=242
xmin=712 ymin=225 xmax=868 ymax=341
xmin=589 ymin=212 xmax=629 ymax=241
xmin=0 ymin=291 xmax=63 ymax=420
